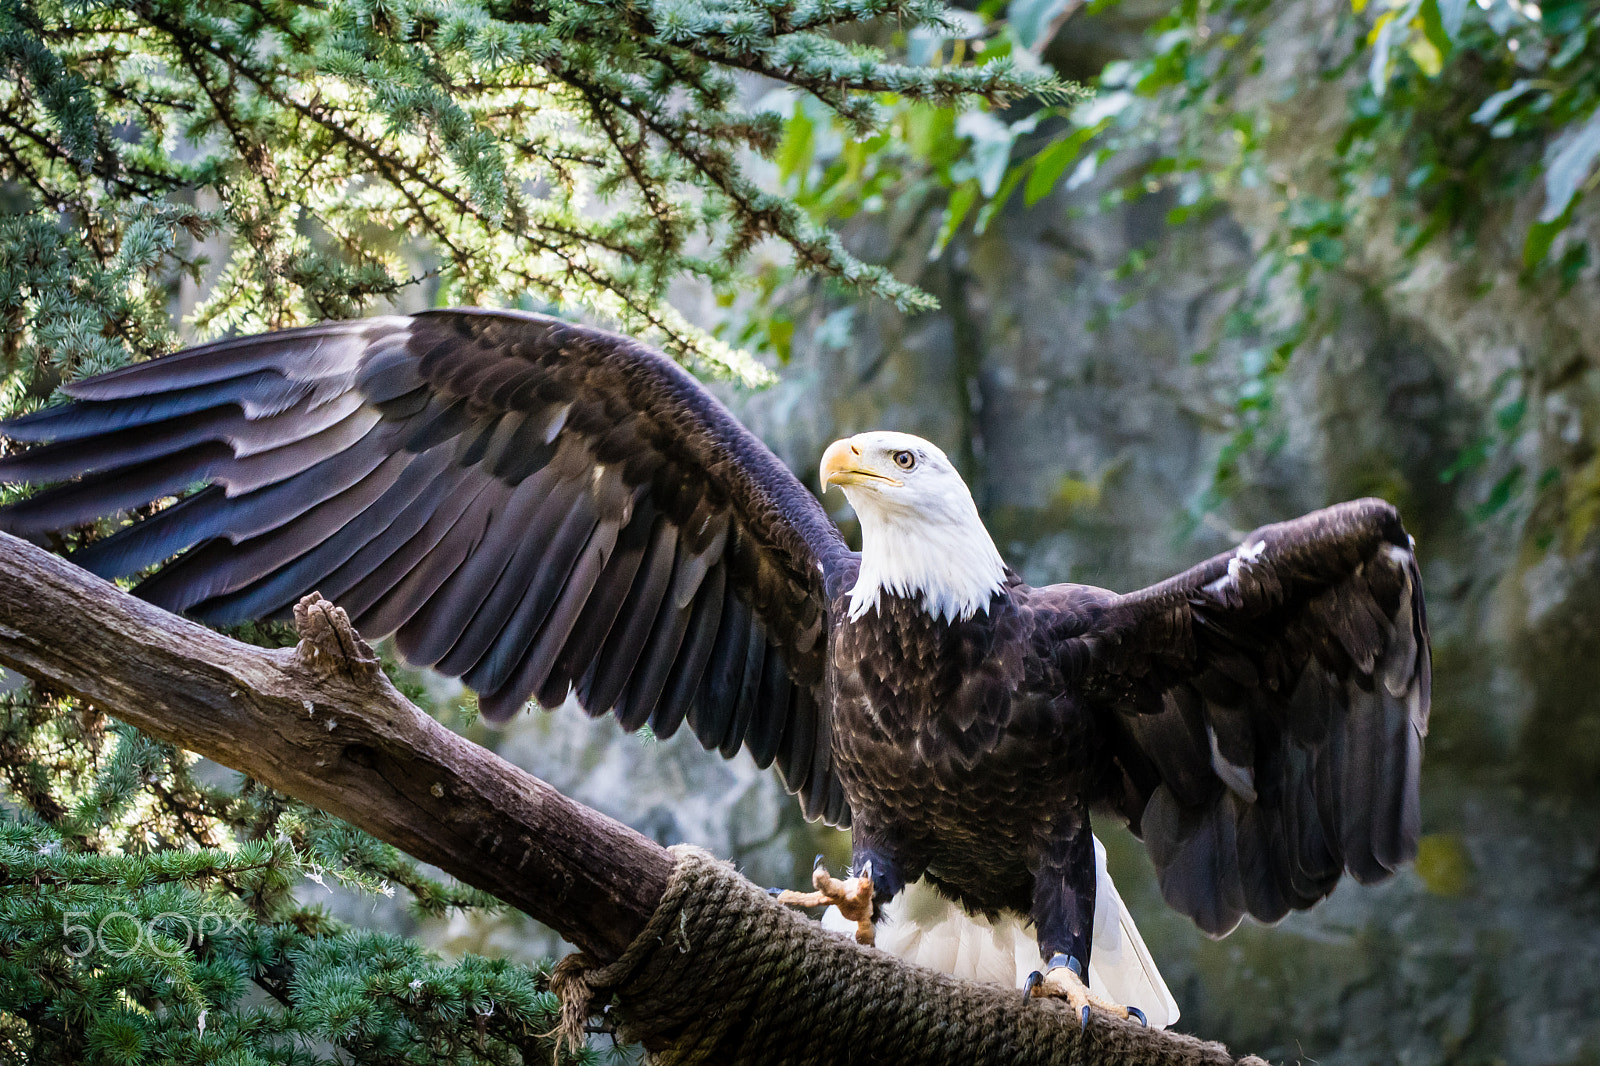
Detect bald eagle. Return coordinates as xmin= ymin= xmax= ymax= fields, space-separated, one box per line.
xmin=0 ymin=310 xmax=1430 ymax=1028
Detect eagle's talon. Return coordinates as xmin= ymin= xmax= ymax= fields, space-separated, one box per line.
xmin=1028 ymin=953 xmax=1138 ymax=1027
xmin=773 ymin=864 xmax=875 ymax=945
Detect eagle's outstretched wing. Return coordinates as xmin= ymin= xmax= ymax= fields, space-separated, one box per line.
xmin=0 ymin=310 xmax=856 ymax=823
xmin=1072 ymin=499 xmax=1429 ymax=936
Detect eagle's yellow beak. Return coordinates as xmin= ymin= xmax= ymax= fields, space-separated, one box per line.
xmin=821 ymin=438 xmax=901 ymax=490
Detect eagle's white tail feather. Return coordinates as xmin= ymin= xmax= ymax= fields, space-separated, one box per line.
xmin=822 ymin=836 xmax=1179 ymax=1029
xmin=1084 ymin=836 xmax=1180 ymax=1028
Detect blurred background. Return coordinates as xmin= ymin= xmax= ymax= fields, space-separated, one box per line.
xmin=351 ymin=1 xmax=1600 ymax=1063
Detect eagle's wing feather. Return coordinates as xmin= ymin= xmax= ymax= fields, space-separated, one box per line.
xmin=0 ymin=309 xmax=855 ymax=823
xmin=1066 ymin=498 xmax=1429 ymax=936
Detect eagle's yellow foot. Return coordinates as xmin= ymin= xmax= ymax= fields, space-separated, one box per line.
xmin=1023 ymin=954 xmax=1148 ymax=1029
xmin=770 ymin=862 xmax=875 ymax=945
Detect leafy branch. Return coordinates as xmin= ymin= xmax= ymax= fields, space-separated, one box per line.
xmin=1 ymin=0 xmax=1063 ymax=389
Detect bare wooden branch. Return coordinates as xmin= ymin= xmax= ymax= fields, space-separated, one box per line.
xmin=0 ymin=530 xmax=672 ymax=964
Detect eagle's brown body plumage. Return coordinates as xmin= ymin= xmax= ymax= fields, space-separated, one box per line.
xmin=833 ymin=583 xmax=1098 ymax=922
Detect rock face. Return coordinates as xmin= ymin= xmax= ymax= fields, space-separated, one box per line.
xmin=424 ymin=6 xmax=1600 ymax=1063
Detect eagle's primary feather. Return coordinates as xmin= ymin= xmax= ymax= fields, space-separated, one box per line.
xmin=0 ymin=310 xmax=1431 ymax=1027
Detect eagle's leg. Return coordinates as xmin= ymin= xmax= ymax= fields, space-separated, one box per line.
xmin=1023 ymin=816 xmax=1145 ymax=1027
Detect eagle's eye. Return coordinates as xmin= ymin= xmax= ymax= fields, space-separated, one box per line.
xmin=892 ymin=450 xmax=916 ymax=471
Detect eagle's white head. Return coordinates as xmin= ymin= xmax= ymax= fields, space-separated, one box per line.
xmin=820 ymin=431 xmax=1008 ymax=623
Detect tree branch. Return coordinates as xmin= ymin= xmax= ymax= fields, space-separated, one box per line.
xmin=0 ymin=531 xmax=670 ymax=964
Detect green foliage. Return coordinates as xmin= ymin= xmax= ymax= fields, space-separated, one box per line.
xmin=996 ymin=0 xmax=1600 ymax=528
xmin=712 ymin=5 xmax=1085 ymax=356
xmin=0 ymin=690 xmax=592 ymax=1065
xmin=767 ymin=0 xmax=1088 ymax=235
xmin=0 ymin=205 xmax=219 ymax=403
xmin=0 ymin=0 xmax=1059 ymax=389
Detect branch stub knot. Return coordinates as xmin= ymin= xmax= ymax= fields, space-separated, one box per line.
xmin=294 ymin=593 xmax=380 ymax=683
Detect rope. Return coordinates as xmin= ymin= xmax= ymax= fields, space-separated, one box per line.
xmin=552 ymin=846 xmax=1269 ymax=1066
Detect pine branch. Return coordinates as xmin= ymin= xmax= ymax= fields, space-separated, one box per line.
xmin=0 ymin=859 xmax=278 ymax=889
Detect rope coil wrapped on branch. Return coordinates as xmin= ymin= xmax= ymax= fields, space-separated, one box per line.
xmin=552 ymin=846 xmax=1269 ymax=1066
